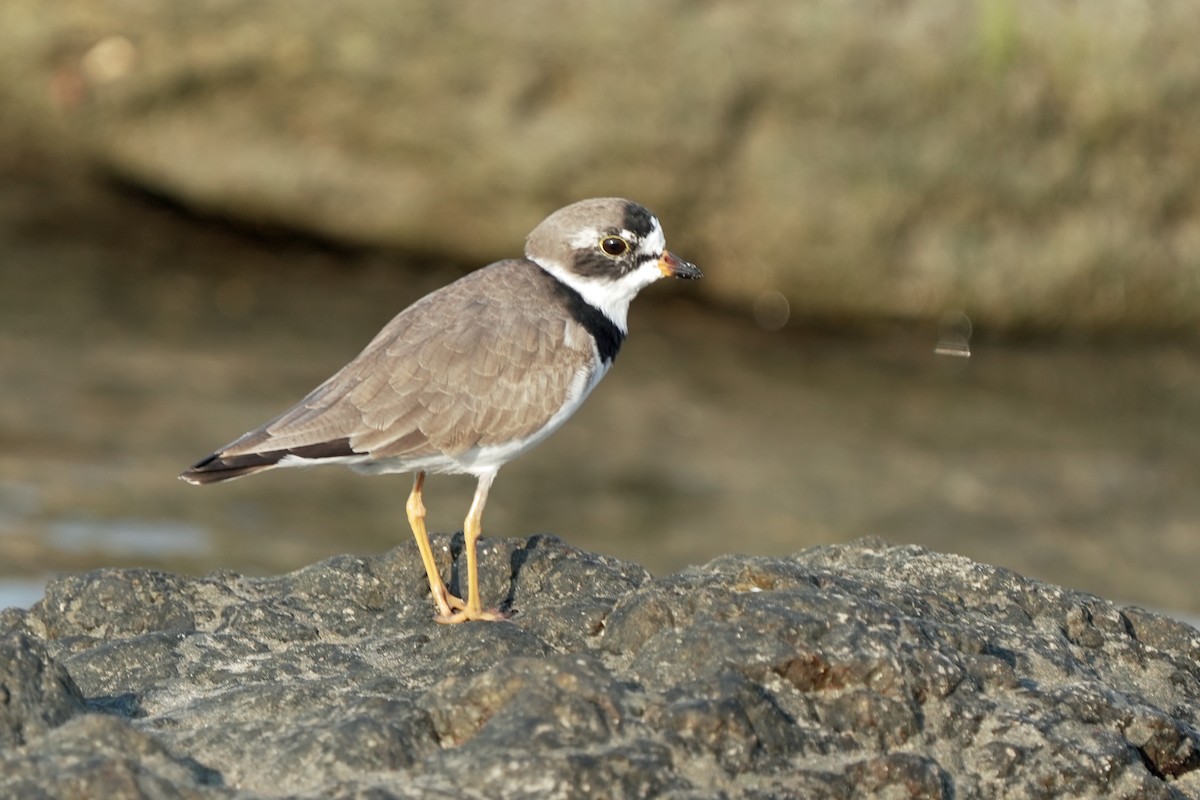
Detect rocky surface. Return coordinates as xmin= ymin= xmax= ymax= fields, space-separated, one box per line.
xmin=2 ymin=1 xmax=1200 ymax=332
xmin=2 ymin=536 xmax=1199 ymax=798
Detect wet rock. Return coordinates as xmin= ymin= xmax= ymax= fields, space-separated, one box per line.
xmin=2 ymin=535 xmax=1199 ymax=798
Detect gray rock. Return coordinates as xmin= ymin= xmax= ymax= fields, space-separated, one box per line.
xmin=0 ymin=630 xmax=87 ymax=749
xmin=2 ymin=535 xmax=1199 ymax=798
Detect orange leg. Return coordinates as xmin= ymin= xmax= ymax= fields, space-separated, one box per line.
xmin=436 ymin=471 xmax=509 ymax=623
xmin=405 ymin=472 xmax=464 ymax=617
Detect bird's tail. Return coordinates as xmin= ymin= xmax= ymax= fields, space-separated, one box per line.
xmin=179 ymin=438 xmax=360 ymax=485
xmin=179 ymin=452 xmax=282 ymax=485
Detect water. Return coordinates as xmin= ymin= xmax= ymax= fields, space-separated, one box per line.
xmin=47 ymin=519 xmax=211 ymax=557
xmin=2 ymin=177 xmax=1199 ymax=617
xmin=0 ymin=577 xmax=49 ymax=610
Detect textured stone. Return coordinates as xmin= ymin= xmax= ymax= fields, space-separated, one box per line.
xmin=2 ymin=536 xmax=1199 ymax=798
xmin=0 ymin=631 xmax=87 ymax=749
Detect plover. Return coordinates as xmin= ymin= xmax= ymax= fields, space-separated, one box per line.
xmin=181 ymin=197 xmax=701 ymax=623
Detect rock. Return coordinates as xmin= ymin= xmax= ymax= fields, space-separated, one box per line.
xmin=2 ymin=535 xmax=1199 ymax=798
xmin=2 ymin=1 xmax=1199 ymax=332
xmin=0 ymin=713 xmax=222 ymax=798
xmin=0 ymin=630 xmax=87 ymax=749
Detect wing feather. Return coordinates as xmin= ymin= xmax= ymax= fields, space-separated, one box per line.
xmin=211 ymin=261 xmax=597 ymax=470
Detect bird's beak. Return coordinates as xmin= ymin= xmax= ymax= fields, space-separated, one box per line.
xmin=657 ymin=250 xmax=703 ymax=280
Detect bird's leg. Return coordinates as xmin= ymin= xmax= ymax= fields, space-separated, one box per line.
xmin=406 ymin=471 xmax=465 ymax=616
xmin=436 ymin=471 xmax=509 ymax=623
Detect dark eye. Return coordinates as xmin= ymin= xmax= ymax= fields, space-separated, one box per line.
xmin=600 ymin=236 xmax=629 ymax=256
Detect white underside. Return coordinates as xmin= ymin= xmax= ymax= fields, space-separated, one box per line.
xmin=277 ymin=358 xmax=610 ymax=480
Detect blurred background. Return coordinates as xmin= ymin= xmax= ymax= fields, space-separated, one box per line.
xmin=2 ymin=1 xmax=1198 ymax=617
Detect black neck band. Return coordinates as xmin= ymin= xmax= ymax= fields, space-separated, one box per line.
xmin=545 ymin=274 xmax=625 ymax=364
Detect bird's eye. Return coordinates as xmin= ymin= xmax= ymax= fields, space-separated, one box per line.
xmin=600 ymin=236 xmax=629 ymax=256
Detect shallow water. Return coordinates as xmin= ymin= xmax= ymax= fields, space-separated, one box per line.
xmin=0 ymin=577 xmax=50 ymax=610
xmin=2 ymin=180 xmax=1199 ymax=616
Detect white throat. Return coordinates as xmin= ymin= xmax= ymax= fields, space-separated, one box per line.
xmin=533 ymin=221 xmax=668 ymax=333
xmin=533 ymin=257 xmax=663 ymax=333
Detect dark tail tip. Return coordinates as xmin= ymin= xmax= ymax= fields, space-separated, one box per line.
xmin=179 ymin=438 xmax=358 ymax=485
xmin=179 ymin=452 xmax=280 ymax=485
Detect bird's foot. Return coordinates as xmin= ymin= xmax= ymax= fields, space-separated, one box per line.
xmin=429 ymin=585 xmax=467 ymax=617
xmin=429 ymin=585 xmax=506 ymax=621
xmin=435 ymin=606 xmax=511 ymax=624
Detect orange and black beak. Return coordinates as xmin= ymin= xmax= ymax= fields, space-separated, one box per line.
xmin=657 ymin=251 xmax=703 ymax=280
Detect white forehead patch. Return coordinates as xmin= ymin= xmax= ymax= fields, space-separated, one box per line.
xmin=567 ymin=217 xmax=665 ymax=256
xmin=638 ymin=218 xmax=666 ymax=257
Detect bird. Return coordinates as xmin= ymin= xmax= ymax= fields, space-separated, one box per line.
xmin=180 ymin=197 xmax=701 ymax=623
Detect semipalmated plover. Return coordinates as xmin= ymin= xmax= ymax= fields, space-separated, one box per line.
xmin=181 ymin=197 xmax=701 ymax=622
